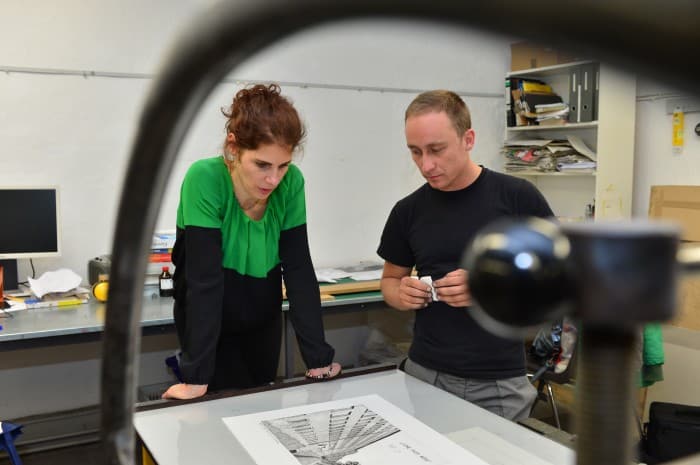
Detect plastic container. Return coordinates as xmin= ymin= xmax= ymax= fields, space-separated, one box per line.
xmin=92 ymin=273 xmax=109 ymax=303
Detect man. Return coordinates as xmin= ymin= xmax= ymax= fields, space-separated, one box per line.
xmin=377 ymin=90 xmax=553 ymax=421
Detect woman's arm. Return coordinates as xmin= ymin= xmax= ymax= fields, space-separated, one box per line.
xmin=163 ymin=226 xmax=224 ymax=399
xmin=279 ymin=223 xmax=335 ymax=370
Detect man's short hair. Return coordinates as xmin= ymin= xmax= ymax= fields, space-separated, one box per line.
xmin=405 ymin=90 xmax=472 ymax=135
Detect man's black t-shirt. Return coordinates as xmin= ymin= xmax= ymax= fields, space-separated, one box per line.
xmin=377 ymin=168 xmax=553 ymax=379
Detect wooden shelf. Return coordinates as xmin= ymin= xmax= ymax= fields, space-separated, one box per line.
xmin=508 ymin=170 xmax=596 ymax=177
xmin=503 ymin=63 xmax=635 ymax=220
xmin=506 ymin=121 xmax=598 ymax=131
xmin=507 ymin=60 xmax=596 ymax=78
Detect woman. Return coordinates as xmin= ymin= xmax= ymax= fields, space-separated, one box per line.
xmin=163 ymin=84 xmax=341 ymax=400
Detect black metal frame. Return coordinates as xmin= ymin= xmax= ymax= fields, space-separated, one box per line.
xmin=101 ymin=1 xmax=700 ymax=464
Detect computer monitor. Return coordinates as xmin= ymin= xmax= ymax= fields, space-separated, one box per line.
xmin=0 ymin=187 xmax=61 ymax=291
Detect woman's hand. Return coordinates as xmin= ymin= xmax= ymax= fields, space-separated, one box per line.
xmin=305 ymin=362 xmax=342 ymax=380
xmin=161 ymin=383 xmax=208 ymax=400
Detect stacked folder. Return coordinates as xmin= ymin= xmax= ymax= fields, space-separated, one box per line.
xmin=567 ymin=63 xmax=599 ymax=123
xmin=507 ymin=77 xmax=566 ymax=126
xmin=535 ymin=102 xmax=569 ymax=126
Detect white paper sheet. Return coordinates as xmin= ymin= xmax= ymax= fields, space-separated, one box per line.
xmin=223 ymin=394 xmax=489 ymax=465
xmin=315 ymin=268 xmax=351 ymax=283
xmin=346 ymin=269 xmax=383 ymax=281
xmin=447 ymin=427 xmax=558 ymax=465
xmin=2 ymin=299 xmax=27 ymax=312
xmin=27 ymin=268 xmax=82 ymax=298
xmin=566 ymin=135 xmax=597 ymax=161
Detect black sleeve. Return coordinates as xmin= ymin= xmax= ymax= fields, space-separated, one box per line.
xmin=377 ymin=202 xmax=415 ymax=268
xmin=173 ymin=226 xmax=224 ymax=384
xmin=516 ymin=179 xmax=555 ymax=218
xmin=279 ymin=223 xmax=335 ymax=368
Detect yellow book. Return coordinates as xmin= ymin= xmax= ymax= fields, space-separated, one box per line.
xmin=522 ymin=81 xmax=553 ymax=94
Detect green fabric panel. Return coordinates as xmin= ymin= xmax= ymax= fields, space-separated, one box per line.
xmin=176 ymin=157 xmax=230 ymax=229
xmin=642 ymin=323 xmax=665 ymax=366
xmin=576 ymin=320 xmax=666 ymax=388
xmin=176 ymin=157 xmax=307 ymax=278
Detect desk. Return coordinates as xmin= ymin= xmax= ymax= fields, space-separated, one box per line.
xmin=134 ymin=366 xmax=575 ymax=465
xmin=0 ymin=287 xmax=386 ymax=379
xmin=0 ymin=288 xmax=175 ymax=351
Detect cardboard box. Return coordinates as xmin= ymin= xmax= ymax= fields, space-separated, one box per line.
xmin=649 ymin=186 xmax=700 ymax=331
xmin=510 ymin=41 xmax=582 ymax=71
xmin=649 ymin=185 xmax=700 ymax=242
xmin=676 ymin=268 xmax=700 ymax=331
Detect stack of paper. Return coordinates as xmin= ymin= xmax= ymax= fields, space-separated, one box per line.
xmin=315 ymin=263 xmax=383 ymax=283
xmin=2 ymin=268 xmax=91 ymax=311
xmin=501 ymin=139 xmax=553 ymax=172
xmin=535 ymin=102 xmax=569 ymax=126
xmin=556 ymin=156 xmax=596 ymax=172
xmin=510 ymin=78 xmax=565 ymax=127
xmin=502 ymin=137 xmax=597 ymax=173
xmin=28 ymin=268 xmax=83 ymax=299
xmin=556 ymin=136 xmax=597 ymax=172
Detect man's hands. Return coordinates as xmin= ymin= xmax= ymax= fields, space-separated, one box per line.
xmin=433 ymin=269 xmax=472 ymax=307
xmin=396 ymin=275 xmax=433 ymax=310
xmin=396 ymin=269 xmax=471 ymax=309
xmin=381 ymin=262 xmax=471 ymax=310
xmin=162 ymin=383 xmax=208 ymax=400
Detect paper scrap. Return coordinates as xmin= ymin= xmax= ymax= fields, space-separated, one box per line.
xmin=566 ymin=135 xmax=597 ymax=161
xmin=315 ymin=268 xmax=351 ymax=283
xmin=347 ymin=269 xmax=383 ymax=281
xmin=27 ymin=268 xmax=83 ymax=299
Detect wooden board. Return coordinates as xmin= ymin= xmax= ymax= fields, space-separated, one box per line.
xmin=674 ymin=274 xmax=700 ymax=331
xmin=282 ymin=280 xmax=380 ymax=300
xmin=319 ymin=280 xmax=381 ymax=295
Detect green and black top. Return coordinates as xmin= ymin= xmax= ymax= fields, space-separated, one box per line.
xmin=171 ymin=156 xmax=334 ymax=384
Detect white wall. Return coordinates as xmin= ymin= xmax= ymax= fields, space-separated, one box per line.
xmin=0 ymin=2 xmax=510 ymax=283
xmin=0 ymin=2 xmax=510 ymax=418
xmin=2 ymin=0 xmax=699 ymax=424
xmin=632 ymin=80 xmax=700 ymax=415
xmin=632 ymin=78 xmax=700 ymax=217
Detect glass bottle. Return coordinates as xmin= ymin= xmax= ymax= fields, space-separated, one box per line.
xmin=159 ymin=266 xmax=174 ymax=297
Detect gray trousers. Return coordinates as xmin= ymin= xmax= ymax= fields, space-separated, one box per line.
xmin=404 ymin=358 xmax=537 ymax=422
